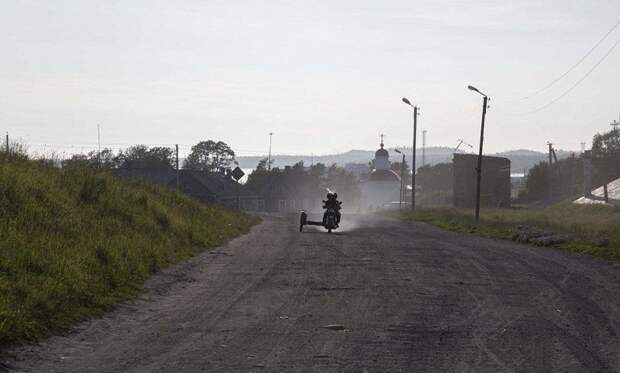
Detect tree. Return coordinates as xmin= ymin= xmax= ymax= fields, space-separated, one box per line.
xmin=244 ymin=160 xmax=360 ymax=209
xmin=391 ymin=159 xmax=411 ymax=178
xmin=255 ymin=157 xmax=274 ymax=172
xmin=97 ymin=148 xmax=119 ymax=169
xmin=324 ymin=163 xmax=360 ymax=205
xmin=183 ymin=140 xmax=235 ymax=171
xmin=115 ymin=145 xmax=175 ymax=169
xmin=309 ymin=163 xmax=326 ymax=180
xmin=417 ymin=163 xmax=452 ymax=192
xmin=520 ymin=155 xmax=584 ymax=202
xmin=523 ymin=161 xmax=549 ymax=200
xmin=62 ymin=148 xmax=118 ymax=169
xmin=592 ymin=129 xmax=620 ymax=159
xmin=591 ymin=129 xmax=620 ymax=184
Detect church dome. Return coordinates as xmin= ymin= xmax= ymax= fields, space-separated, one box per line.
xmin=375 ymin=147 xmax=389 ymax=157
xmin=374 ymin=139 xmax=391 ymax=171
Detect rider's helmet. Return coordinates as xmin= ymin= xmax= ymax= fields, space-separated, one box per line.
xmin=326 ymin=192 xmax=334 ymax=200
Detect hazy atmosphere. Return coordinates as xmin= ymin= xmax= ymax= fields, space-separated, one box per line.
xmin=2 ymin=0 xmax=619 ymax=157
xmin=2 ymin=2 xmax=620 ymax=372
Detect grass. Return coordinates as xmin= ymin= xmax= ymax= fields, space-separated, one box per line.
xmin=391 ymin=203 xmax=620 ymax=262
xmin=0 ymin=153 xmax=259 ymax=347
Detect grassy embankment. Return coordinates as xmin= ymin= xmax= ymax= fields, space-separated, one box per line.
xmin=393 ymin=203 xmax=620 ymax=262
xmin=0 ymin=153 xmax=259 ymax=347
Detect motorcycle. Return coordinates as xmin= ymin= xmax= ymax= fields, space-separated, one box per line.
xmin=299 ymin=208 xmax=339 ymax=233
xmin=323 ymin=207 xmax=338 ymax=233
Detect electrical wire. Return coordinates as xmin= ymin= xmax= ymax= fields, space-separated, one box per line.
xmin=522 ymin=18 xmax=620 ymax=99
xmin=522 ymin=38 xmax=620 ymax=115
xmin=24 ymin=143 xmax=270 ymax=159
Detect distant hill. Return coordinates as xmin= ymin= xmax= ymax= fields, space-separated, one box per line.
xmin=237 ymin=147 xmax=578 ymax=173
xmin=495 ymin=149 xmax=575 ymax=172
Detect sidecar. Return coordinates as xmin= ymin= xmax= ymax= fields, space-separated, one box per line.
xmin=299 ymin=210 xmax=338 ymax=233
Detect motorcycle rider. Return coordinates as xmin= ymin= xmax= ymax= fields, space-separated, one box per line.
xmin=322 ymin=192 xmax=342 ymax=227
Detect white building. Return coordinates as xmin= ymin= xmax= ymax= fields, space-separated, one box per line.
xmin=360 ymin=141 xmax=401 ymax=209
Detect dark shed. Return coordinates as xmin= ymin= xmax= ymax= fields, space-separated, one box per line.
xmin=453 ymin=154 xmax=511 ymax=208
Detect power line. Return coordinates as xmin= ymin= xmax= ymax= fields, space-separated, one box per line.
xmin=522 ymin=18 xmax=620 ymax=99
xmin=522 ymin=38 xmax=620 ymax=115
xmin=25 ymin=143 xmax=270 ymax=158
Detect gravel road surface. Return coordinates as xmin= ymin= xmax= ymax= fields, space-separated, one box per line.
xmin=4 ymin=214 xmax=620 ymax=372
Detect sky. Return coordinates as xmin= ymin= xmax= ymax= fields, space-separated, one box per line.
xmin=1 ymin=0 xmax=619 ymax=158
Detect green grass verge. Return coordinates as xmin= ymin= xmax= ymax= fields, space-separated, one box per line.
xmin=0 ymin=154 xmax=260 ymax=347
xmin=390 ymin=203 xmax=620 ymax=262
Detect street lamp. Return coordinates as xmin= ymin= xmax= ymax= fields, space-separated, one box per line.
xmin=394 ymin=149 xmax=406 ymax=209
xmin=402 ymin=97 xmax=418 ymax=211
xmin=467 ymin=85 xmax=489 ymax=221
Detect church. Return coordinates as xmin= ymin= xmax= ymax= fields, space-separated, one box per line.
xmin=360 ymin=137 xmax=402 ymax=210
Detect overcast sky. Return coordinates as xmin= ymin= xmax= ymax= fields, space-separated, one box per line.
xmin=1 ymin=0 xmax=619 ymax=157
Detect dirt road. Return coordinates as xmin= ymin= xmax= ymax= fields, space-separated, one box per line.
xmin=5 ymin=214 xmax=620 ymax=372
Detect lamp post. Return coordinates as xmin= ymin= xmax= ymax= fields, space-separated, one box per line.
xmin=467 ymin=85 xmax=489 ymax=221
xmin=402 ymin=97 xmax=418 ymax=211
xmin=394 ymin=149 xmax=406 ymax=209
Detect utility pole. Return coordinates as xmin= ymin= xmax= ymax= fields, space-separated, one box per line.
xmin=474 ymin=96 xmax=488 ymax=220
xmin=175 ymin=144 xmax=180 ymax=191
xmin=400 ymin=154 xmax=405 ymax=208
xmin=236 ymin=179 xmax=240 ymax=209
xmin=467 ymin=85 xmax=490 ymax=221
xmin=548 ymin=142 xmax=553 ymax=165
xmin=5 ymin=132 xmax=9 ymax=154
xmin=97 ymin=124 xmax=101 ymax=168
xmin=267 ymin=132 xmax=273 ymax=171
xmin=267 ymin=132 xmax=274 ymax=211
xmin=412 ymin=106 xmax=418 ymax=211
xmin=547 ymin=142 xmax=553 ymax=202
xmin=422 ymin=130 xmax=427 ymax=167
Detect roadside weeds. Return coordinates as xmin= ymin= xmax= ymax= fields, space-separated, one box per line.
xmin=389 ymin=204 xmax=620 ymax=262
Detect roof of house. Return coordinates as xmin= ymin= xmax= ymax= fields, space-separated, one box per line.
xmin=112 ymin=168 xmax=176 ymax=185
xmin=574 ymin=177 xmax=620 ymax=206
xmin=113 ymin=168 xmax=248 ymax=199
xmin=367 ymin=169 xmax=401 ymax=182
xmin=183 ymin=170 xmax=239 ymax=198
